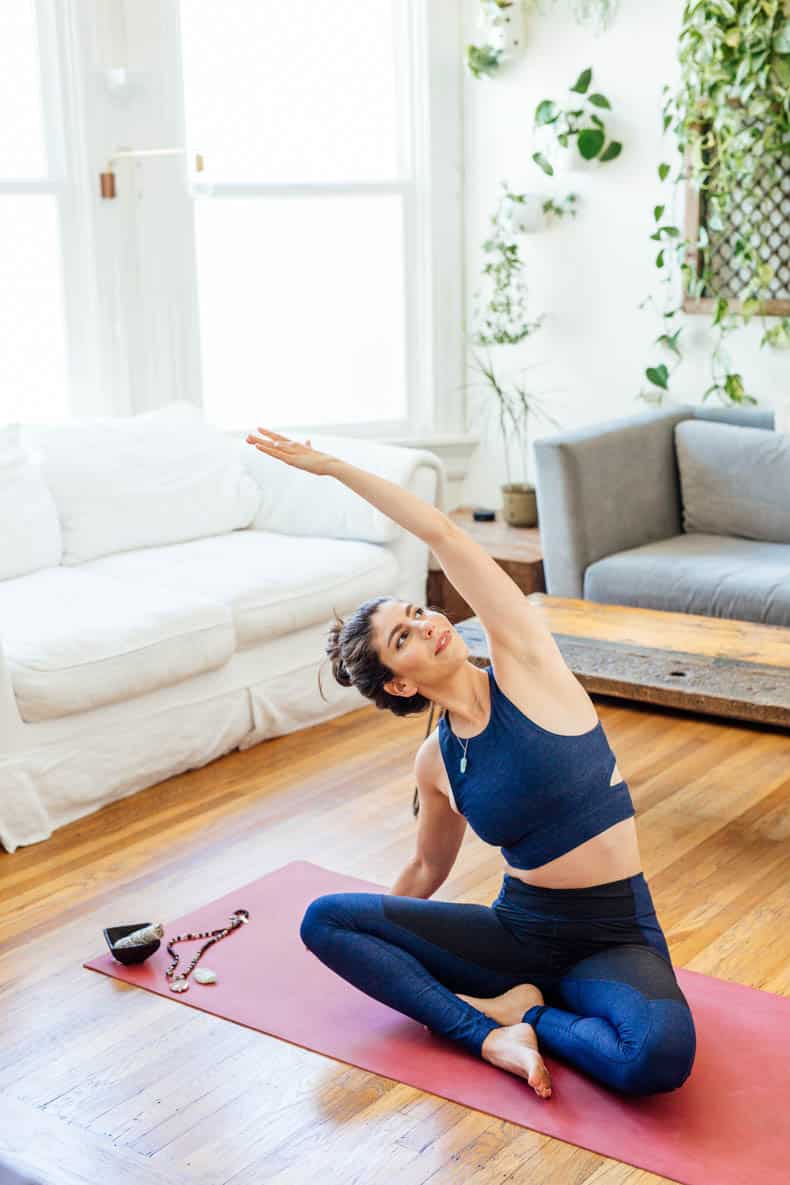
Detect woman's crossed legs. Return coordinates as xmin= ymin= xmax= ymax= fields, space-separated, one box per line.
xmin=299 ymin=889 xmax=696 ymax=1098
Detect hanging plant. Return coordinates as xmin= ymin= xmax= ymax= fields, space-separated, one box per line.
xmin=466 ymin=0 xmax=526 ymax=80
xmin=467 ymin=44 xmax=503 ymax=79
xmin=472 ymin=180 xmax=547 ymax=345
xmin=525 ymin=0 xmax=620 ymax=33
xmin=640 ymin=0 xmax=790 ymax=407
xmin=569 ymin=0 xmax=620 ymax=29
xmin=532 ymin=67 xmax=622 ymax=175
xmin=762 ymin=316 xmax=790 ymax=347
xmin=465 ymin=181 xmax=566 ymax=509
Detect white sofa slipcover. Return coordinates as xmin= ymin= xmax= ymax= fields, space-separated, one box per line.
xmin=0 ymin=405 xmax=446 ymax=854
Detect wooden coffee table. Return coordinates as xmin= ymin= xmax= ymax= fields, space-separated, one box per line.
xmin=427 ymin=595 xmax=790 ymax=731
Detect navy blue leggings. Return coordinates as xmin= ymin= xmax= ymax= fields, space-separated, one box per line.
xmin=300 ymin=871 xmax=696 ymax=1096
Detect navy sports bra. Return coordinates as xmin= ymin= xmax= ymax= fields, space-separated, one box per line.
xmin=437 ymin=664 xmax=635 ymax=870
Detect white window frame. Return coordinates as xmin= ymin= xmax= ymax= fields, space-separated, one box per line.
xmin=2 ymin=0 xmax=105 ymax=419
xmin=179 ymin=0 xmax=464 ymax=441
xmin=24 ymin=0 xmax=466 ymax=442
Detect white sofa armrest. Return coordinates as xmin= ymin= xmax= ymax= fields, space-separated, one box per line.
xmin=241 ymin=433 xmax=447 ymax=544
xmin=0 ymin=636 xmax=23 ymax=748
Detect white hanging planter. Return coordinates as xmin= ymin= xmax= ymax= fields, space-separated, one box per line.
xmin=479 ymin=0 xmax=526 ymax=67
xmin=531 ymin=122 xmax=577 ymax=177
xmin=504 ymin=192 xmax=546 ymax=234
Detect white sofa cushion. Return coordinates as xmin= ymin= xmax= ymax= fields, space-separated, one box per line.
xmin=19 ymin=401 xmax=261 ymax=565
xmin=674 ymin=420 xmax=790 ymax=543
xmin=0 ymin=527 xmax=399 ymax=724
xmin=0 ymin=424 xmax=62 ymax=580
xmin=85 ymin=528 xmax=400 ymax=649
xmin=0 ymin=565 xmax=236 ymax=723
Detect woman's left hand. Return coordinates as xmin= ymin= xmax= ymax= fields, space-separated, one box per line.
xmin=245 ymin=427 xmax=337 ymax=476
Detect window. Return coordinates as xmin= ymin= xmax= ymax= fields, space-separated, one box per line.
xmin=178 ymin=0 xmax=418 ymax=432
xmin=0 ymin=2 xmax=461 ymax=436
xmin=0 ymin=1 xmax=70 ymax=423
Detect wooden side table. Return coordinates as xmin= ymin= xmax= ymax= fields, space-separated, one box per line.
xmin=426 ymin=506 xmax=545 ymax=623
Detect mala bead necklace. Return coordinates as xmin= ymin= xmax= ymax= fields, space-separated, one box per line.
xmin=166 ymin=908 xmax=250 ymax=993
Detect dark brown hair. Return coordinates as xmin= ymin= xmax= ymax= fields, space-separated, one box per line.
xmin=318 ymin=596 xmax=447 ymax=818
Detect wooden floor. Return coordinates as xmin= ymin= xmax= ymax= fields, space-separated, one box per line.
xmin=1 ymin=693 xmax=788 ymax=1185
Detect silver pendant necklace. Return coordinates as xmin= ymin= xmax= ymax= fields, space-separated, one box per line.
xmin=446 ymin=713 xmax=470 ymax=773
xmin=446 ymin=674 xmax=488 ymax=774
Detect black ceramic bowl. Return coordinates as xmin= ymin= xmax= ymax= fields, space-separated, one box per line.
xmin=104 ymin=922 xmax=161 ymax=965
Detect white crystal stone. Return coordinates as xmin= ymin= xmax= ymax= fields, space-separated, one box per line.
xmin=194 ymin=967 xmax=217 ymax=984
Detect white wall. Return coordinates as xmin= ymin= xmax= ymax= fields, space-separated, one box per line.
xmin=459 ymin=0 xmax=789 ymax=511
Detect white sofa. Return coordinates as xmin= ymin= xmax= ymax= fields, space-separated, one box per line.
xmin=0 ymin=402 xmax=446 ymax=854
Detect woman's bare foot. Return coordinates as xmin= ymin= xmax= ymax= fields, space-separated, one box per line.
xmin=480 ymin=1023 xmax=553 ymax=1099
xmin=457 ymin=982 xmax=544 ymax=1027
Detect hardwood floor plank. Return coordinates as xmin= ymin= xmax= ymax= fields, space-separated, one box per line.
xmin=0 ymin=1093 xmax=194 ymax=1185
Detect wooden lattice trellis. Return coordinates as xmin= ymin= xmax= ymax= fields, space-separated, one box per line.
xmin=683 ymin=137 xmax=790 ymax=317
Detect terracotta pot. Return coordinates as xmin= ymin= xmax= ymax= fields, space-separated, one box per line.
xmin=501 ymin=482 xmax=538 ymax=526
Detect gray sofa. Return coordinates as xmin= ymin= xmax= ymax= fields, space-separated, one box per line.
xmin=533 ymin=402 xmax=790 ymax=626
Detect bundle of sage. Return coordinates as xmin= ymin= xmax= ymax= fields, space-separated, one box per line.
xmin=113 ymin=922 xmax=165 ymax=949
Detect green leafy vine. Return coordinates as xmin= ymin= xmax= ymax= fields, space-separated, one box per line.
xmin=640 ymin=0 xmax=790 ymax=407
xmin=466 ymin=181 xmax=570 ymax=485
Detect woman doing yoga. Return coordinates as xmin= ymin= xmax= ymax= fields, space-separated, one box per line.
xmin=246 ymin=427 xmax=697 ymax=1100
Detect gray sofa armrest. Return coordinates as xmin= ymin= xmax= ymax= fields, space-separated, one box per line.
xmin=691 ymin=404 xmax=775 ymax=430
xmin=533 ymin=406 xmax=695 ymax=597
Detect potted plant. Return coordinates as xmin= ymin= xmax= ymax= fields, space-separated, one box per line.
xmin=468 ymin=351 xmax=562 ymax=526
xmin=532 ymin=67 xmax=622 ymax=176
xmin=506 ymin=190 xmax=579 ymax=233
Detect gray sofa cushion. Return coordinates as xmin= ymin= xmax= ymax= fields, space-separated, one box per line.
xmin=674 ymin=420 xmax=790 ymax=544
xmin=584 ymin=532 xmax=790 ymax=626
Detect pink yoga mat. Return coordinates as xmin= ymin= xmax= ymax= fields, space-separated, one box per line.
xmin=84 ymin=860 xmax=789 ymax=1185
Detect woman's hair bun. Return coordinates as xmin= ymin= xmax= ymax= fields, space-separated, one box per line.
xmin=326 ymin=611 xmax=353 ymax=687
xmin=318 ymin=595 xmax=432 ymax=728
xmin=335 ymin=657 xmax=352 ymax=687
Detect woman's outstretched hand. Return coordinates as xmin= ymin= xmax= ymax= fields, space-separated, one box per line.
xmin=245 ymin=426 xmax=337 ymax=476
